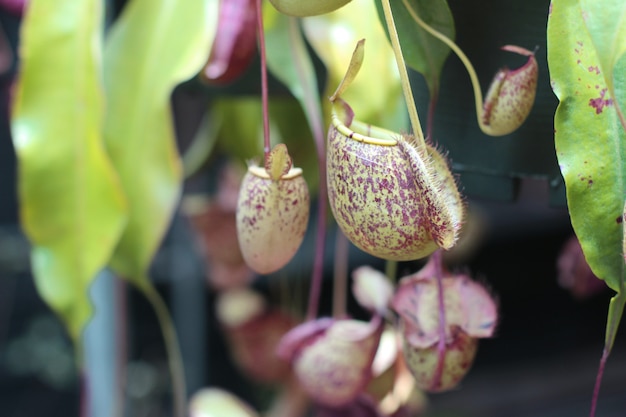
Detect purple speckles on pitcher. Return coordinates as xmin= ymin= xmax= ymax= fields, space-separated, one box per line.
xmin=326 ymin=102 xmax=464 ymax=261
xmin=236 ymin=144 xmax=310 ymax=274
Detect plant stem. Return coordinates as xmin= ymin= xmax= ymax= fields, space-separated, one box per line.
xmin=401 ymin=0 xmax=485 ymax=131
xmin=427 ymin=92 xmax=439 ymax=141
xmin=283 ymin=17 xmax=328 ymax=322
xmin=256 ymin=0 xmax=271 ymax=162
xmin=380 ymin=0 xmax=425 ymax=145
xmin=590 ymin=347 xmax=609 ymax=417
xmin=431 ymin=250 xmax=447 ymax=389
xmin=332 ymin=229 xmax=349 ymax=318
xmin=142 ymin=283 xmax=187 ymax=417
xmin=305 ymin=206 xmax=328 ymax=319
xmin=590 ymin=292 xmax=626 ymax=417
xmin=385 ymin=259 xmax=398 ymax=284
xmin=307 ymin=195 xmax=328 ymax=321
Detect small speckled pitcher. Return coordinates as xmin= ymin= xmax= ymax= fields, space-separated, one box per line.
xmin=236 ymin=144 xmax=310 ymax=274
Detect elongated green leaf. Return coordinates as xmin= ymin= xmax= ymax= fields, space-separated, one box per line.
xmin=375 ymin=0 xmax=454 ymax=96
xmin=548 ymin=0 xmax=626 ymax=293
xmin=103 ymin=0 xmax=218 ymax=284
xmin=263 ymin=6 xmax=323 ymax=191
xmin=11 ymin=0 xmax=127 ymax=343
xmin=264 ymin=6 xmax=320 ymax=109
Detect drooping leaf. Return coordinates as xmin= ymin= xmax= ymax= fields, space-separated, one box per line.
xmin=375 ymin=0 xmax=454 ymax=97
xmin=301 ymin=0 xmax=406 ymax=129
xmin=548 ymin=0 xmax=626 ymax=293
xmin=103 ymin=0 xmax=218 ymax=284
xmin=11 ymin=0 xmax=127 ymax=343
xmin=548 ymin=0 xmax=626 ymax=358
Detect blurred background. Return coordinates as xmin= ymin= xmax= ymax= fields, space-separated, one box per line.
xmin=1 ymin=0 xmax=626 ymax=416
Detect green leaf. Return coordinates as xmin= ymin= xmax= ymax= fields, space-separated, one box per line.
xmin=214 ymin=98 xmax=265 ymax=162
xmin=263 ymin=7 xmax=327 ymax=156
xmin=547 ymin=0 xmax=626 ymax=293
xmin=214 ymin=97 xmax=319 ymax=192
xmin=579 ymin=0 xmax=626 ymax=105
xmin=376 ymin=0 xmax=454 ymax=96
xmin=103 ymin=0 xmax=218 ymax=284
xmin=264 ymin=6 xmax=321 ymax=109
xmin=11 ymin=0 xmax=127 ymax=344
xmin=182 ymin=109 xmax=222 ymax=179
xmin=605 ymin=292 xmax=626 ymax=351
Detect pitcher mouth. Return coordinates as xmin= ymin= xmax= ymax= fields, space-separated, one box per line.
xmin=331 ymin=102 xmax=399 ymax=147
xmin=248 ymin=165 xmax=303 ymax=180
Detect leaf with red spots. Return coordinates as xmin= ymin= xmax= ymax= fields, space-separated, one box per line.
xmin=548 ymin=0 xmax=626 ymax=293
xmin=548 ymin=0 xmax=626 ymax=370
xmin=579 ymin=0 xmax=626 ymax=122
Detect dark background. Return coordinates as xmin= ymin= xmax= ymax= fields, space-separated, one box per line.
xmin=1 ymin=0 xmax=625 ymax=417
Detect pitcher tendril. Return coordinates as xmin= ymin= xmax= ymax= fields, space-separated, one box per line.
xmin=256 ymin=0 xmax=271 ymax=161
xmin=401 ymin=0 xmax=538 ymax=136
